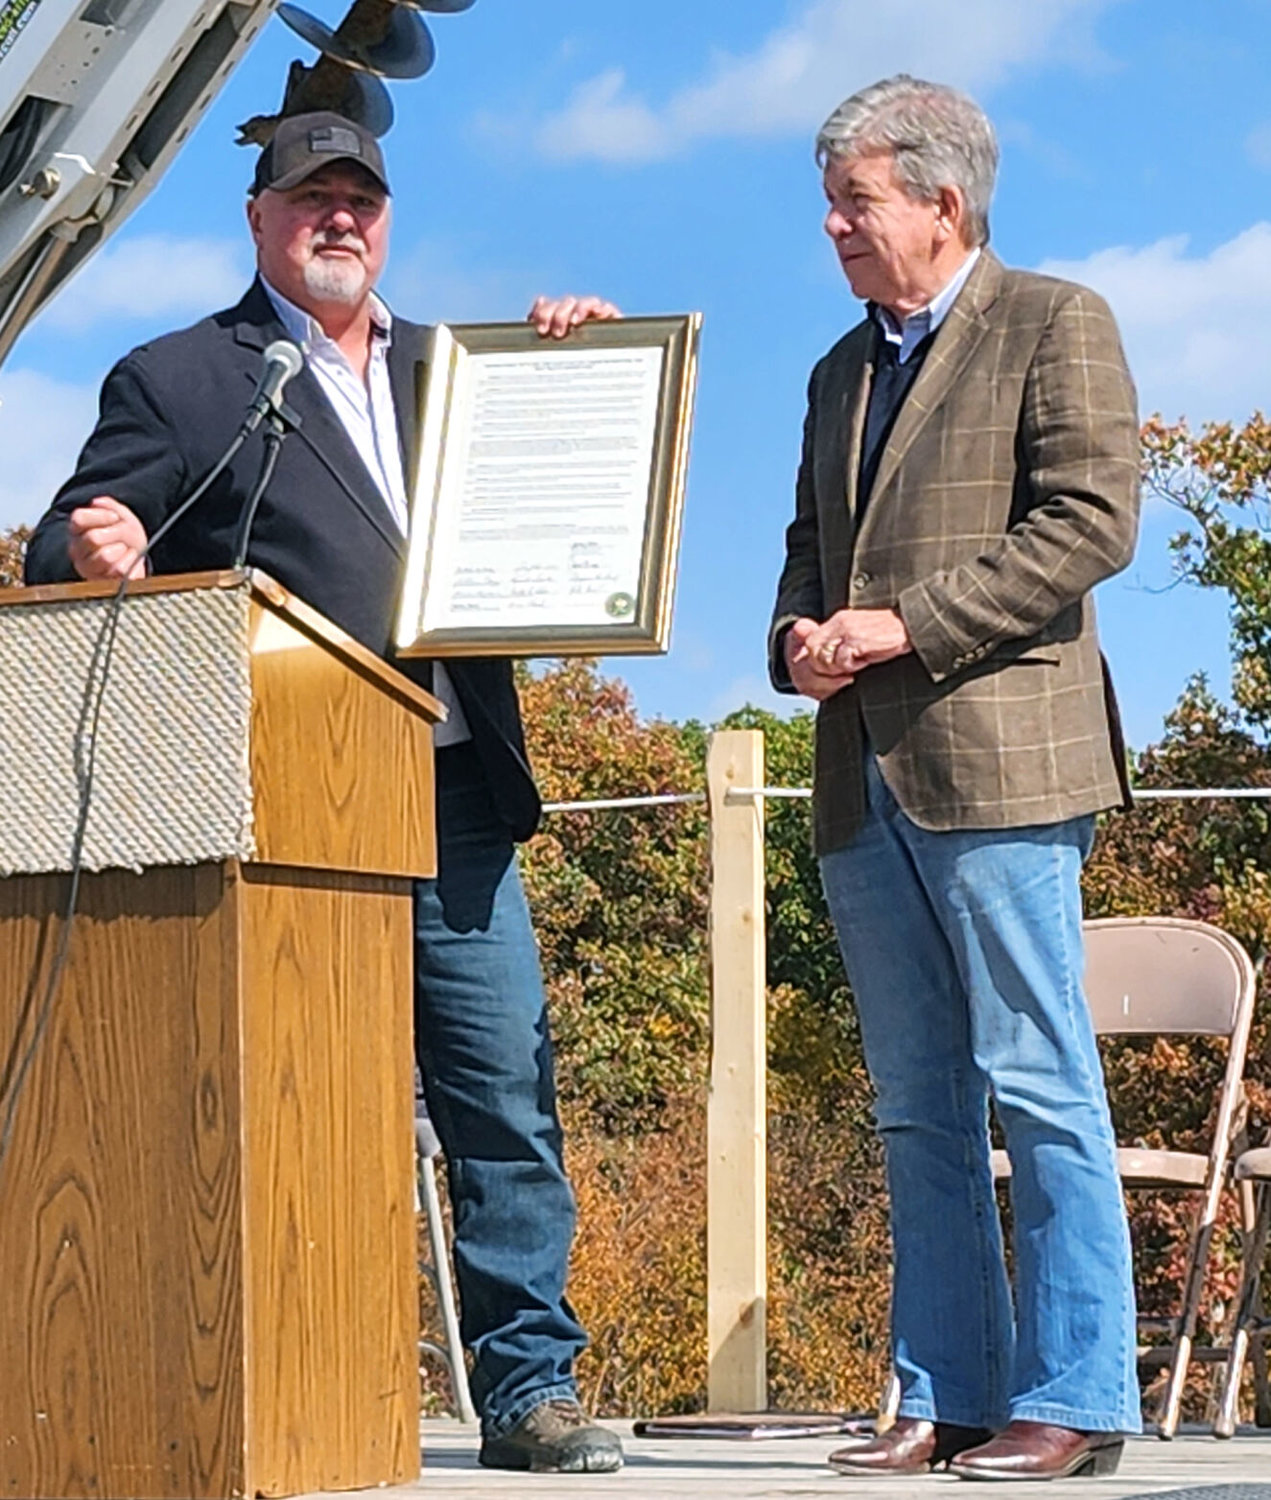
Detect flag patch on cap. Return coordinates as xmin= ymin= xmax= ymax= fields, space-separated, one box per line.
xmin=309 ymin=125 xmax=363 ymax=156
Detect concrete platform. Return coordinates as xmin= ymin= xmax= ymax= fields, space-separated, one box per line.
xmin=298 ymin=1423 xmax=1271 ymax=1498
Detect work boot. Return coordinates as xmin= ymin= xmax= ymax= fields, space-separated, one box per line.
xmin=479 ymin=1398 xmax=624 ymax=1473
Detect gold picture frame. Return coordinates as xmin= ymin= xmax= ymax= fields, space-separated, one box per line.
xmin=395 ymin=313 xmax=701 ymax=658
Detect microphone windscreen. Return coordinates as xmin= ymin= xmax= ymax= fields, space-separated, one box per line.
xmin=264 ymin=339 xmax=305 ymax=381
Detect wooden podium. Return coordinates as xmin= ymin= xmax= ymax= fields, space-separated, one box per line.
xmin=0 ymin=572 xmax=442 ymax=1500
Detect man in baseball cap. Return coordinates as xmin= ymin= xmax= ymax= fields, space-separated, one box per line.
xmin=25 ymin=109 xmax=625 ymax=1477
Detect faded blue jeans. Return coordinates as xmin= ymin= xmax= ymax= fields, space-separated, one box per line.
xmin=819 ymin=754 xmax=1139 ymax=1433
xmin=413 ymin=744 xmax=586 ymax=1437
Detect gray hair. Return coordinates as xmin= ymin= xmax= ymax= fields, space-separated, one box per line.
xmin=816 ymin=74 xmax=999 ymax=246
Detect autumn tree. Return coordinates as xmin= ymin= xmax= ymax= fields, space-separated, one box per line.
xmin=0 ymin=526 xmax=27 ymax=588
xmin=1132 ymin=414 xmax=1271 ymax=1154
xmin=517 ymin=658 xmax=711 ymax=1132
xmin=1089 ymin=416 xmax=1271 ymax=1399
xmin=1143 ymin=413 xmax=1271 ymax=735
xmin=511 ymin=661 xmax=713 ymax=1413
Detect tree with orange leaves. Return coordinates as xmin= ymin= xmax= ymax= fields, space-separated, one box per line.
xmin=0 ymin=525 xmax=26 ymax=588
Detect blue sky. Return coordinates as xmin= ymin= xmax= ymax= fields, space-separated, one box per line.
xmin=3 ymin=0 xmax=1270 ymax=749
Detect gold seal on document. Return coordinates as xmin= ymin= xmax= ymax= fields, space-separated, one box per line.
xmin=605 ymin=592 xmax=635 ymax=620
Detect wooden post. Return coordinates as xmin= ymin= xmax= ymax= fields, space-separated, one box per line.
xmin=706 ymin=730 xmax=767 ymax=1413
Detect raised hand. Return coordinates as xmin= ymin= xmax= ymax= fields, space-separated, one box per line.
xmin=528 ymin=294 xmax=623 ymax=340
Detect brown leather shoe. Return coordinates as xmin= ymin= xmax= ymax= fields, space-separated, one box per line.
xmin=829 ymin=1418 xmax=995 ymax=1476
xmin=949 ymin=1420 xmax=1124 ymax=1481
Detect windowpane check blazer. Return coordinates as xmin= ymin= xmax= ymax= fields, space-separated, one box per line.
xmin=769 ymin=250 xmax=1140 ymax=855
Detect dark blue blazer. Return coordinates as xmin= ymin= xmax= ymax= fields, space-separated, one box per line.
xmin=24 ymin=278 xmax=541 ymax=841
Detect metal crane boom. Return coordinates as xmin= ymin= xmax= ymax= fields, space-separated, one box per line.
xmin=0 ymin=0 xmax=281 ymax=367
xmin=0 ymin=0 xmax=473 ymax=369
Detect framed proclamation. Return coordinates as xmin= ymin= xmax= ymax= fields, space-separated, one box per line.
xmin=395 ymin=313 xmax=701 ymax=658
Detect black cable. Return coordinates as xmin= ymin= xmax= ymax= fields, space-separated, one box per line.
xmin=147 ymin=421 xmax=252 ymax=557
xmin=232 ymin=412 xmax=285 ymax=569
xmin=0 ymin=405 xmax=281 ymax=1187
xmin=0 ymin=583 xmax=124 ymax=1170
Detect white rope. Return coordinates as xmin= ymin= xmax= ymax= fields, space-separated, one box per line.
xmin=542 ymin=785 xmax=1271 ymax=814
xmin=725 ymin=785 xmax=1271 ymax=804
xmin=1132 ymin=788 xmax=1271 ymax=802
xmin=726 ymin=787 xmax=812 ymax=801
xmin=542 ymin=792 xmax=705 ymax=814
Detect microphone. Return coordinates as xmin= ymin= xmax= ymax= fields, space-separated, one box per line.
xmin=229 ymin=340 xmax=304 ymax=567
xmin=244 ymin=339 xmax=304 ymax=432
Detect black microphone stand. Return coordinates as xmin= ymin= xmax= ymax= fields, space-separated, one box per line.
xmin=231 ymin=402 xmax=293 ymax=570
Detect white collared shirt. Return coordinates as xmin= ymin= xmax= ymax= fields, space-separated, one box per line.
xmin=876 ymin=246 xmax=981 ymax=364
xmin=262 ymin=275 xmax=470 ymax=745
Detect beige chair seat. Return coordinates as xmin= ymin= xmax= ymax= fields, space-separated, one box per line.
xmin=1118 ymin=1148 xmax=1209 ymax=1188
xmin=1234 ymin=1148 xmax=1271 ymax=1182
xmin=991 ymin=1147 xmax=1208 ymax=1189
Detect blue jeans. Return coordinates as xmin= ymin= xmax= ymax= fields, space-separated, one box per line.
xmin=413 ymin=744 xmax=586 ymax=1436
xmin=819 ymin=755 xmax=1139 ymax=1433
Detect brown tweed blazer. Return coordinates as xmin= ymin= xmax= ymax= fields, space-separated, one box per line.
xmin=769 ymin=250 xmax=1140 ymax=855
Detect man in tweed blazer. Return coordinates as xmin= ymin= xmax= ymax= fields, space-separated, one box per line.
xmin=769 ymin=76 xmax=1141 ymax=1481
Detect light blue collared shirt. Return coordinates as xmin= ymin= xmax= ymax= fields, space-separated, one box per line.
xmin=875 ymin=247 xmax=981 ymax=364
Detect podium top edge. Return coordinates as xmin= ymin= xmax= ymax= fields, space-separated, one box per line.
xmin=0 ymin=568 xmax=446 ymax=725
xmin=0 ymin=569 xmax=243 ymax=609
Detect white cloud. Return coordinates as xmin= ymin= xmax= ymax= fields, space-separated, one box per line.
xmin=40 ymin=234 xmax=248 ymax=333
xmin=0 ymin=233 xmax=247 ymax=537
xmin=529 ymin=0 xmax=1116 ymax=164
xmin=1038 ymin=225 xmax=1271 ymax=423
xmin=533 ymin=69 xmax=678 ymax=164
xmin=385 ymin=235 xmax=546 ymax=325
xmin=0 ymin=369 xmax=101 ymax=531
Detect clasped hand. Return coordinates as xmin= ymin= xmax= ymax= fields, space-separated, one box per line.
xmin=784 ymin=608 xmax=912 ymax=701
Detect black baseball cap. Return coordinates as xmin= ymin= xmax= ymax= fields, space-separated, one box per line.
xmin=250 ymin=111 xmax=391 ymax=197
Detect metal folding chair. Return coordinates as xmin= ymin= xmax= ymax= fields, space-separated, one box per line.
xmin=986 ymin=917 xmax=1256 ymax=1438
xmin=1214 ymin=1145 xmax=1271 ymax=1436
xmin=415 ymin=1096 xmax=477 ymax=1424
